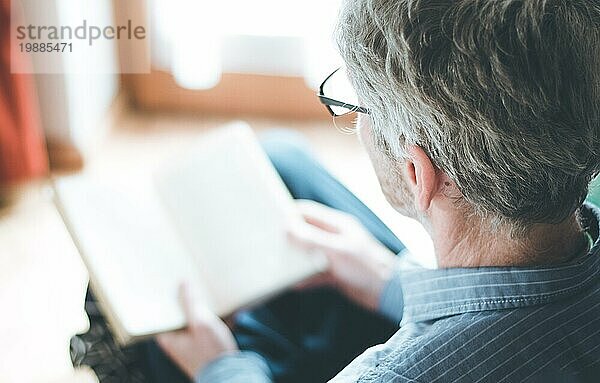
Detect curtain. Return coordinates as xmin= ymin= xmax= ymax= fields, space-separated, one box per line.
xmin=0 ymin=0 xmax=48 ymax=185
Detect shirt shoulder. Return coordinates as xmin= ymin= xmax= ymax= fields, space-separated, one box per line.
xmin=349 ymin=312 xmax=501 ymax=383
xmin=332 ymin=301 xmax=600 ymax=383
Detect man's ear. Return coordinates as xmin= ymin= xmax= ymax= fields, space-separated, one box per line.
xmin=405 ymin=145 xmax=439 ymax=212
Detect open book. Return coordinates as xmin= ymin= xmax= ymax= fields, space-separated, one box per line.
xmin=54 ymin=123 xmax=326 ymax=345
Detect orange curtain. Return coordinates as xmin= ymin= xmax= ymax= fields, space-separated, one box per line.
xmin=0 ymin=0 xmax=48 ymax=184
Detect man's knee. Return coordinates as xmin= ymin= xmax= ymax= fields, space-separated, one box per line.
xmin=259 ymin=129 xmax=316 ymax=182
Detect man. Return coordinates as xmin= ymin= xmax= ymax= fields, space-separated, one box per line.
xmin=156 ymin=1 xmax=600 ymax=382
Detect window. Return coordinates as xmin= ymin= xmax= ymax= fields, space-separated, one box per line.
xmin=150 ymin=0 xmax=342 ymax=90
xmin=116 ymin=0 xmax=342 ymax=118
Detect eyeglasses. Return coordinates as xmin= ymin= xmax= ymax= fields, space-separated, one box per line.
xmin=317 ymin=67 xmax=371 ymax=117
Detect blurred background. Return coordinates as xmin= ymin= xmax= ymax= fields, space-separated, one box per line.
xmin=1 ymin=0 xmax=599 ymax=382
xmin=2 ymin=0 xmax=439 ymax=262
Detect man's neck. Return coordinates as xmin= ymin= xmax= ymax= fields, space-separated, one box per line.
xmin=429 ymin=211 xmax=587 ymax=268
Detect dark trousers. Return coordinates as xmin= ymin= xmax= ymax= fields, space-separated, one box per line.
xmin=142 ymin=130 xmax=404 ymax=383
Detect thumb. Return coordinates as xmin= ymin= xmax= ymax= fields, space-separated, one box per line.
xmin=156 ymin=330 xmax=177 ymax=349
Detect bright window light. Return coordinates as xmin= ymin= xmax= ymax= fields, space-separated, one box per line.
xmin=150 ymin=0 xmax=342 ymax=89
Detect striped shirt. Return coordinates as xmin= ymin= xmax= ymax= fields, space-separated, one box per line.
xmin=198 ymin=203 xmax=600 ymax=383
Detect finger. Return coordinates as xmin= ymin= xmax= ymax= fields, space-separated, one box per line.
xmin=296 ymin=200 xmax=356 ymax=232
xmin=156 ymin=332 xmax=174 ymax=348
xmin=303 ymin=215 xmax=339 ymax=233
xmin=297 ymin=200 xmax=344 ymax=228
xmin=287 ymin=222 xmax=347 ymax=255
xmin=156 ymin=330 xmax=185 ymax=352
xmin=293 ymin=272 xmax=332 ymax=290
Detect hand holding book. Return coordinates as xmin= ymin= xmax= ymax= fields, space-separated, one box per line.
xmin=54 ymin=123 xmax=327 ymax=345
xmin=157 ymin=283 xmax=238 ymax=379
xmin=157 ymin=199 xmax=398 ymax=379
xmin=288 ymin=200 xmax=398 ymax=312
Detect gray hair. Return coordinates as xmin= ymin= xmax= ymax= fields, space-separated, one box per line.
xmin=336 ymin=0 xmax=600 ymax=234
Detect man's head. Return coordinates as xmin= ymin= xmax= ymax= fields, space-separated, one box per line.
xmin=336 ymin=0 xmax=600 ymax=236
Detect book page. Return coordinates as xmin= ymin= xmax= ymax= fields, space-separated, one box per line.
xmin=54 ymin=175 xmax=208 ymax=343
xmin=156 ymin=123 xmax=325 ymax=316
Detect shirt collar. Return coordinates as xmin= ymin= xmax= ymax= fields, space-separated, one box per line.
xmin=399 ymin=203 xmax=600 ymax=325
